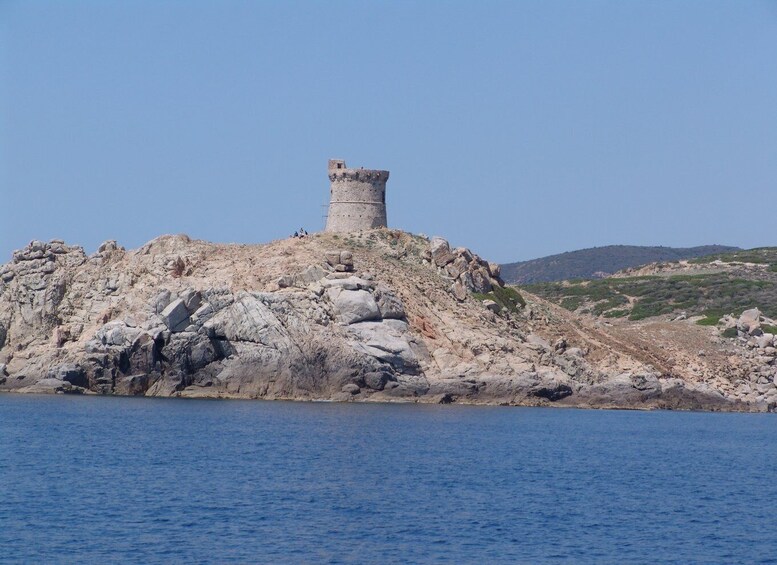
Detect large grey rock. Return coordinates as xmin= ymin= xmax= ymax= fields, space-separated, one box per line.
xmin=151 ymin=290 xmax=172 ymax=314
xmin=450 ymin=280 xmax=468 ymax=301
xmin=470 ymin=267 xmax=493 ymax=293
xmin=115 ymin=374 xmax=150 ymax=396
xmin=180 ymin=289 xmax=202 ymax=313
xmin=204 ymin=293 xmax=289 ymax=346
xmin=48 ymin=363 xmax=88 ymax=388
xmin=296 ymin=265 xmax=327 ymax=285
xmin=445 ymin=257 xmax=469 ymax=279
xmin=430 ymin=237 xmax=455 ymax=267
xmin=374 ymin=284 xmax=405 ymax=319
xmin=190 ymin=303 xmax=214 ymax=325
xmin=525 ymin=334 xmax=550 ymax=350
xmin=95 ymin=321 xmax=143 ymax=347
xmin=347 ymin=320 xmax=419 ymax=372
xmin=756 ymin=334 xmax=774 ymax=349
xmin=97 ymin=240 xmax=121 ymax=253
xmin=738 ymin=308 xmax=761 ymax=334
xmin=322 ymin=276 xmax=373 ymax=291
xmin=454 ymin=247 xmax=473 ymax=263
xmin=458 ymin=271 xmax=474 ymax=292
xmin=339 ymin=251 xmax=354 ymax=267
xmin=576 ymin=372 xmax=661 ymax=405
xmin=329 ymin=289 xmax=381 ymax=325
xmin=20 ymin=378 xmax=74 ymax=394
xmin=363 ymin=370 xmax=392 ymax=391
xmin=325 ymin=251 xmax=342 ymax=267
xmin=553 ymin=352 xmax=586 ymax=379
xmin=160 ymin=298 xmax=190 ymax=332
xmin=630 ymin=373 xmax=661 ymax=392
xmin=203 ymin=288 xmax=234 ymax=312
xmin=564 ymin=347 xmax=585 ymax=358
xmin=739 ymin=308 xmax=761 ymax=324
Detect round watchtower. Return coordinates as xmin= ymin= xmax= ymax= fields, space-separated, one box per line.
xmin=325 ymin=159 xmax=389 ymax=232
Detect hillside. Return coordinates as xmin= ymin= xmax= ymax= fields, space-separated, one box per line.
xmin=515 ymin=247 xmax=777 ymax=409
xmin=521 ymin=247 xmax=777 ymax=322
xmin=0 ymin=231 xmax=774 ymax=410
xmin=501 ymin=245 xmax=739 ymax=284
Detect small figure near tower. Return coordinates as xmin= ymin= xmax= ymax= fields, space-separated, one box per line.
xmin=325 ymin=159 xmax=389 ymax=232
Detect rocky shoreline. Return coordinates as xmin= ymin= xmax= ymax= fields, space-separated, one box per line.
xmin=0 ymin=231 xmax=771 ymax=412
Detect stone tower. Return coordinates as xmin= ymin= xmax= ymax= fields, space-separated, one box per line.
xmin=325 ymin=159 xmax=389 ymax=232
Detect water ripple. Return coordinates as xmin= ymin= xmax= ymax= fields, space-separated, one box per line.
xmin=1 ymin=395 xmax=776 ymax=563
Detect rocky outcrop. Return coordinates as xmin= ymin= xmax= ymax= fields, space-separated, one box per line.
xmin=324 ymin=250 xmax=355 ymax=273
xmin=422 ymin=236 xmax=504 ymax=300
xmin=0 ymin=231 xmax=762 ymax=411
xmin=0 ymin=236 xmax=432 ymax=400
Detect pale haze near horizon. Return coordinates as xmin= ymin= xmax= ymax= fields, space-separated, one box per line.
xmin=1 ymin=1 xmax=775 ymax=264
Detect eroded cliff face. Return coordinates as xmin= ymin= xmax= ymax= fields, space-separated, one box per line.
xmin=0 ymin=231 xmax=759 ymax=410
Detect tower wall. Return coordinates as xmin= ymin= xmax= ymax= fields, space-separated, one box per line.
xmin=325 ymin=160 xmax=389 ymax=232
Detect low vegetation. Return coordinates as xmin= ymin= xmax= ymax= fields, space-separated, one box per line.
xmin=474 ymin=286 xmax=526 ymax=314
xmin=695 ymin=310 xmax=725 ymax=326
xmin=689 ymin=247 xmax=777 ymax=266
xmin=520 ymin=246 xmax=777 ymax=322
xmin=523 ymin=273 xmax=777 ymax=321
xmin=690 ymin=247 xmax=777 ymax=275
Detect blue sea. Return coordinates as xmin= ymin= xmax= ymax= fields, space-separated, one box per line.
xmin=1 ymin=395 xmax=776 ymax=564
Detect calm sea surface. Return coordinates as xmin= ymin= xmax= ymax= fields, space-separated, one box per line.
xmin=1 ymin=395 xmax=776 ymax=564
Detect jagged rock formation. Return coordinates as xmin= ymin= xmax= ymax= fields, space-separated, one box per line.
xmin=0 ymin=231 xmax=766 ymax=410
xmin=422 ymin=237 xmax=502 ymax=300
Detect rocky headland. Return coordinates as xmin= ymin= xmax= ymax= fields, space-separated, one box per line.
xmin=0 ymin=230 xmax=772 ymax=411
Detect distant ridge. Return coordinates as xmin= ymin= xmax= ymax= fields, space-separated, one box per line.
xmin=501 ymin=245 xmax=740 ymax=284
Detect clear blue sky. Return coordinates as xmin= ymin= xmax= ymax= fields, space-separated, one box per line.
xmin=2 ymin=1 xmax=776 ymax=264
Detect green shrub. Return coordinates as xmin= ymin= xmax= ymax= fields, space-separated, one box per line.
xmin=762 ymin=324 xmax=777 ymax=335
xmin=592 ymin=295 xmax=629 ymax=316
xmin=560 ymin=296 xmax=584 ymax=311
xmin=696 ymin=315 xmax=721 ymax=326
xmin=603 ymin=309 xmax=630 ymax=318
xmin=722 ymin=327 xmax=738 ymax=338
xmin=524 ymin=270 xmax=777 ymax=321
xmin=690 ymin=248 xmax=777 ymax=265
xmin=628 ymin=304 xmax=667 ymax=321
xmin=495 ymin=285 xmax=526 ymax=309
xmin=474 ymin=286 xmax=525 ymax=314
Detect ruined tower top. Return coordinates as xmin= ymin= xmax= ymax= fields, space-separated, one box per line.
xmin=325 ymin=159 xmax=389 ymax=232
